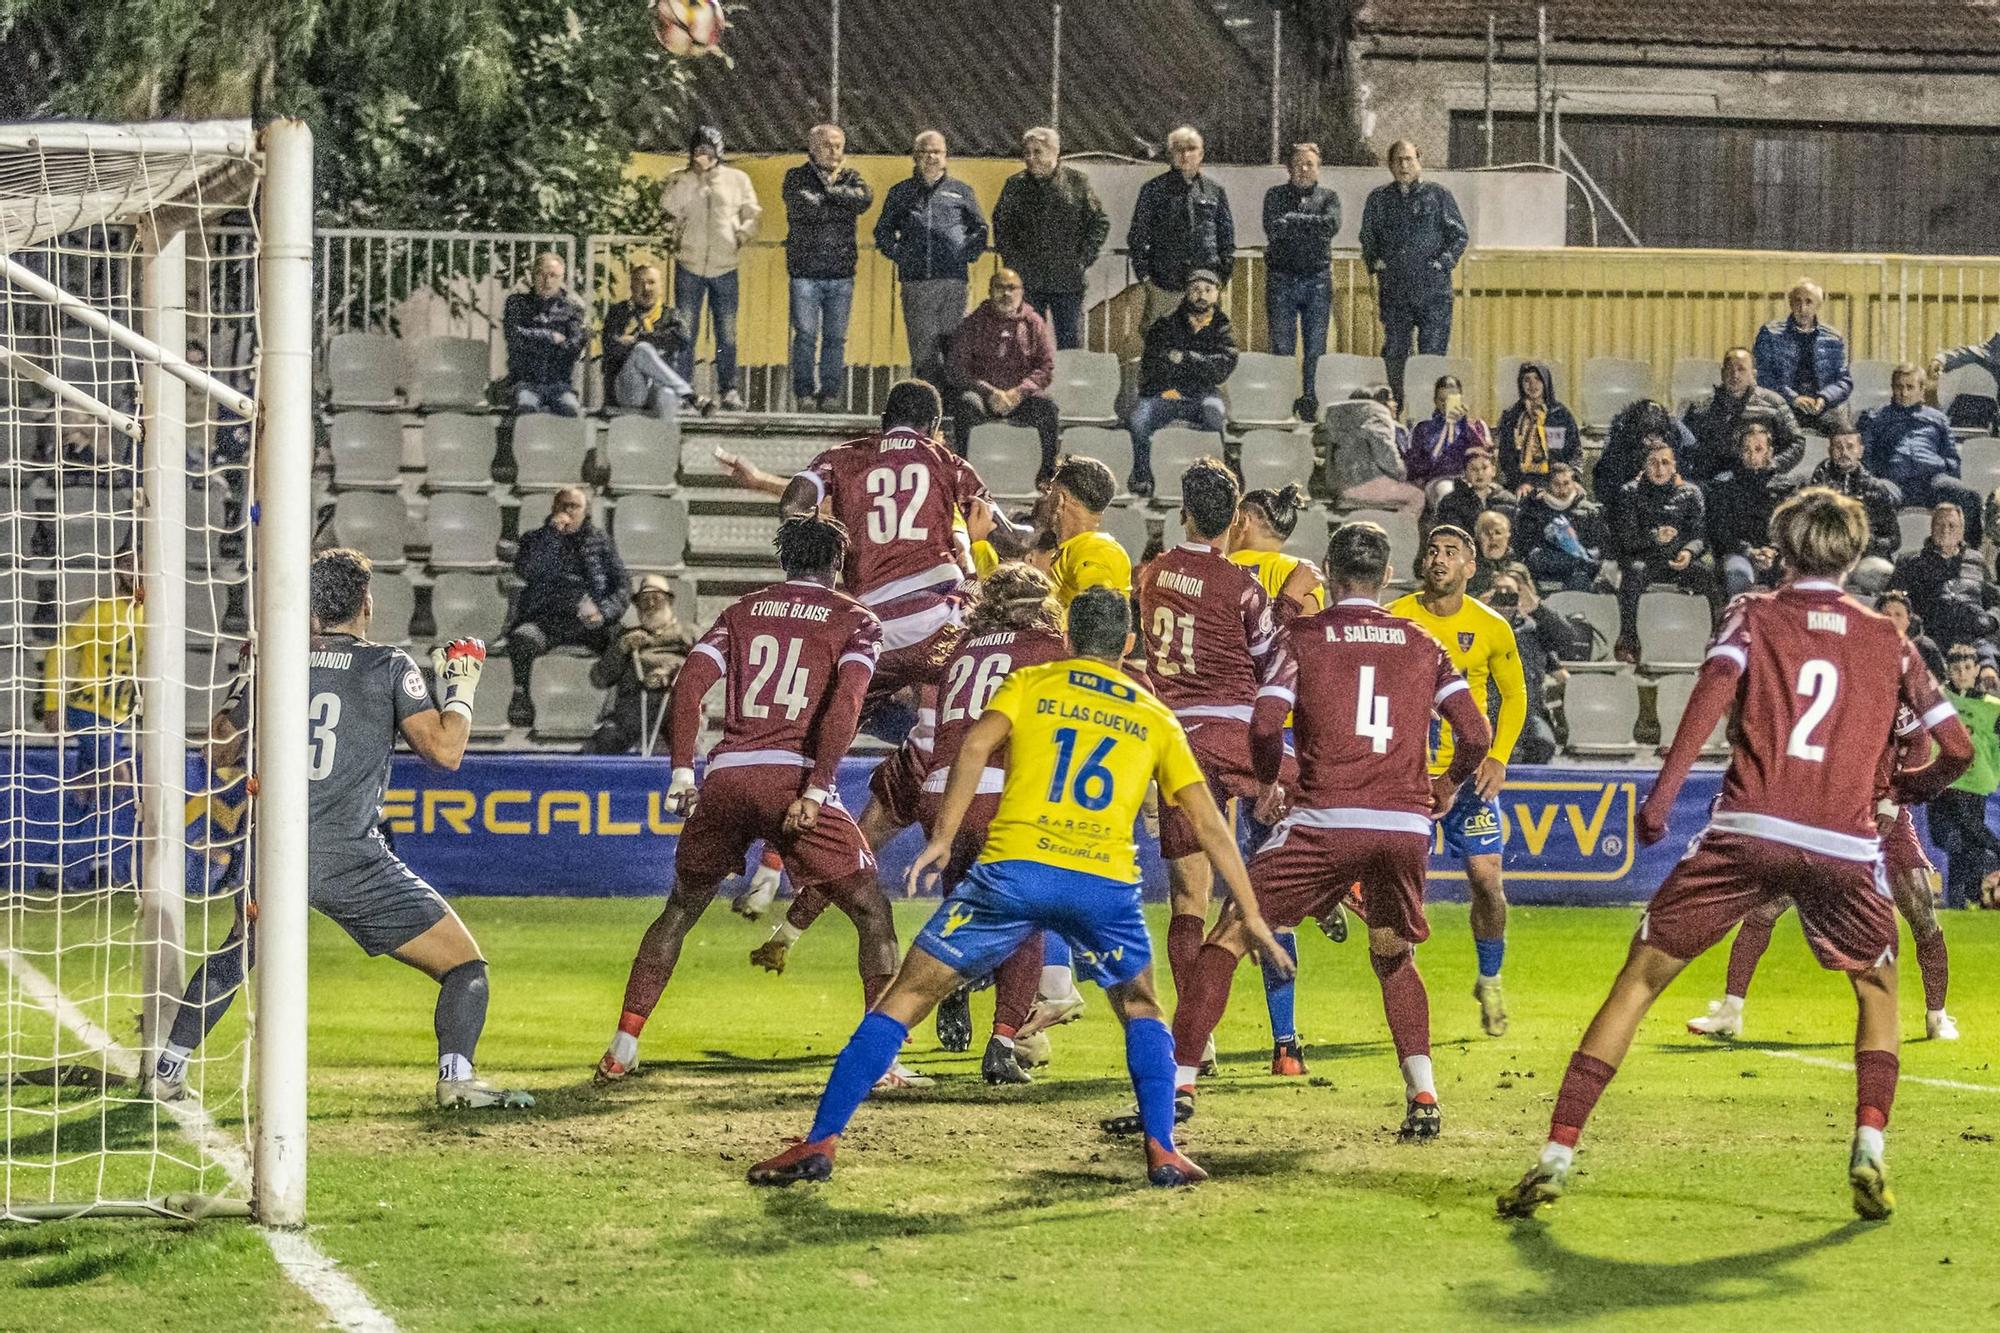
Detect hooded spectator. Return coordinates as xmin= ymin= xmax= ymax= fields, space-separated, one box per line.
xmin=1494 ymin=360 xmax=1582 ymax=494
xmin=1595 ymin=398 xmax=1695 ymax=508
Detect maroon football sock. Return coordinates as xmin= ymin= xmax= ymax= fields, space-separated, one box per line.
xmin=619 ymin=957 xmax=671 ymax=1032
xmin=991 ymin=932 xmax=1043 ymax=1038
xmin=1549 ymin=1051 xmax=1618 ymax=1148
xmin=1914 ymin=930 xmax=1949 ymax=1013
xmin=1166 ymin=913 xmax=1205 ymax=999
xmin=861 ymin=970 xmax=892 ymax=1011
xmin=1855 ymin=1048 xmax=1899 ymax=1130
xmin=1171 ymin=944 xmax=1242 ymax=1069
xmin=786 ymin=883 xmax=832 ymax=932
xmin=1369 ymin=950 xmax=1431 ymax=1062
xmin=1724 ymin=914 xmax=1776 ymax=999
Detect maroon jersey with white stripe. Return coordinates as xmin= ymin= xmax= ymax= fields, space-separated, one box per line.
xmin=1260 ymin=599 xmax=1467 ymax=817
xmin=798 ymin=427 xmax=992 ymax=648
xmin=690 ymin=579 xmax=882 ymax=768
xmin=1136 ymin=541 xmax=1276 ymax=718
xmin=925 ymin=626 xmax=1069 ymax=789
xmin=1705 ymin=581 xmax=1949 ymax=849
xmin=1874 ymin=702 xmax=1928 ymax=800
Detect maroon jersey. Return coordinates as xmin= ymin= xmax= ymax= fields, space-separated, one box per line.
xmin=796 ymin=427 xmax=993 ymax=651
xmin=1874 ymin=703 xmax=1928 ymax=800
xmin=1706 ymin=580 xmax=1950 ymax=855
xmin=1135 ymin=541 xmax=1277 ymax=720
xmin=924 ymin=626 xmax=1069 ymax=793
xmin=688 ymin=579 xmax=882 ymax=770
xmin=1260 ymin=598 xmax=1469 ymax=825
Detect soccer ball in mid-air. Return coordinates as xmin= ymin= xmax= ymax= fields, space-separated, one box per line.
xmin=652 ymin=0 xmax=726 ymax=57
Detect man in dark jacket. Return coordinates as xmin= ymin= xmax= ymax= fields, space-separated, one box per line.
xmin=504 ymin=486 xmax=631 ymax=729
xmin=585 ymin=574 xmax=691 ymax=755
xmin=1262 ymin=142 xmax=1341 ymax=419
xmin=992 ymin=126 xmax=1108 ymax=352
xmin=1703 ymin=422 xmax=1792 ymax=598
xmin=874 ymin=130 xmax=988 ymax=386
xmin=1358 ymin=141 xmax=1467 ymax=409
xmin=1813 ymin=418 xmax=1903 ymax=593
xmin=1126 ymin=126 xmax=1235 ymax=337
xmin=1681 ymin=347 xmax=1806 ymax=484
xmin=1751 ymin=279 xmax=1852 ymax=433
xmin=1611 ymin=437 xmax=1713 ymax=661
xmin=504 ymin=252 xmax=585 ymax=416
xmin=1494 ymin=360 xmax=1582 ymax=493
xmin=601 ymin=263 xmax=703 ymax=417
xmin=1482 ymin=571 xmax=1577 ymax=761
xmin=947 ymin=269 xmax=1059 ymax=476
xmin=1515 ymin=459 xmax=1608 ymax=592
xmin=1861 ymin=362 xmax=1984 ymax=548
xmin=783 ymin=123 xmax=873 ymax=410
xmin=1891 ymin=502 xmax=1999 ymax=657
xmin=1433 ymin=446 xmax=1517 ymax=535
xmin=1127 ymin=270 xmax=1237 ymax=496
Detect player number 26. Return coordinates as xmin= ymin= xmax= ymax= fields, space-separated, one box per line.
xmin=1047 ymin=726 xmax=1117 ymax=811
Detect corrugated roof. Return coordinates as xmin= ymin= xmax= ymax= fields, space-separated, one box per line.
xmin=1353 ymin=1 xmax=2000 ymax=55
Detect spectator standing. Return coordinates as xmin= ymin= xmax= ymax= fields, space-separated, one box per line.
xmin=782 ymin=123 xmax=872 ymax=411
xmin=1515 ymin=459 xmax=1607 ymax=592
xmin=504 ymin=486 xmax=631 ymax=729
xmin=585 ymin=575 xmax=692 ymax=755
xmin=947 ymin=268 xmax=1059 ymax=478
xmin=1861 ymin=362 xmax=1984 ymax=548
xmin=1890 ymin=503 xmax=1998 ymax=657
xmin=1481 ymin=571 xmax=1574 ymax=762
xmin=662 ymin=125 xmax=760 ymax=411
xmin=1467 ymin=510 xmax=1530 ymax=597
xmin=875 ymin=130 xmax=988 ymax=386
xmin=991 ymin=126 xmax=1108 ymax=352
xmin=1358 ymin=141 xmax=1467 ymax=409
xmin=1811 ymin=418 xmax=1903 ymax=593
xmin=1127 ymin=270 xmax=1236 ymax=497
xmin=1594 ymin=398 xmax=1695 ymax=508
xmin=1316 ymin=387 xmax=1422 ymax=513
xmin=602 ymin=263 xmax=704 ymax=418
xmin=503 ymin=252 xmax=585 ymax=416
xmin=1403 ymin=373 xmax=1491 ymax=490
xmin=1493 ymin=360 xmax=1581 ymax=494
xmin=1433 ymin=446 xmax=1517 ymax=534
xmin=1261 ymin=142 xmax=1341 ymax=420
xmin=1126 ymin=126 xmax=1235 ymax=337
xmin=1934 ymin=645 xmax=2000 ymax=909
xmin=1751 ymin=278 xmax=1852 ymax=433
xmin=1703 ymin=422 xmax=1791 ymax=598
xmin=1610 ymin=437 xmax=1712 ymax=662
xmin=1682 ymin=348 xmax=1805 ymax=484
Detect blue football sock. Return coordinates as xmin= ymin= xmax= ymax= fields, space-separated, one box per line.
xmin=1124 ymin=1015 xmax=1179 ymax=1152
xmin=1042 ymin=933 xmax=1072 ymax=969
xmin=807 ymin=1010 xmax=907 ymax=1143
xmin=1474 ymin=936 xmax=1505 ymax=981
xmin=1261 ymin=930 xmax=1301 ymax=1043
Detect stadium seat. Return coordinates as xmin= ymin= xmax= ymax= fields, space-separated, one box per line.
xmin=1653 ymin=671 xmax=1729 ymax=755
xmin=1236 ymin=428 xmax=1315 ymax=495
xmin=965 ymin=422 xmax=1044 ymax=499
xmin=328 ymin=491 xmax=411 ymax=569
xmin=1147 ymin=427 xmax=1225 ymax=504
xmin=1049 ymin=349 xmax=1120 ymax=422
xmin=1786 ymin=432 xmax=1829 ymax=484
xmin=1401 ymin=355 xmax=1474 ymax=420
xmin=1100 ymin=503 xmax=1154 ymax=563
xmin=1562 ymin=671 xmax=1641 ymax=756
xmin=408 ymin=335 xmax=491 ymax=411
xmin=1341 ymin=508 xmax=1419 ymax=569
xmin=615 ymin=494 xmax=689 ymax=570
xmin=1959 ymin=440 xmax=2000 ymax=502
xmin=687 ymin=511 xmax=780 ymax=561
xmin=1670 ymin=357 xmax=1715 ymax=412
xmin=365 ymin=572 xmax=415 ymax=644
xmin=430 ymin=572 xmax=507 ymax=643
xmin=604 ymin=414 xmax=682 ymax=493
xmin=1283 ymin=506 xmax=1331 ymax=561
xmin=1545 ymin=590 xmax=1618 ymax=662
xmin=421 ymin=414 xmax=499 ymax=491
xmin=1494 ymin=356 xmax=1568 ymax=418
xmin=1225 ymin=352 xmax=1298 ymax=426
xmin=1897 ymin=507 xmax=1933 ymax=552
xmin=185 ymin=644 xmax=229 ymax=733
xmin=467 ymin=655 xmax=513 ymax=737
xmin=529 ymin=650 xmax=606 ymax=741
xmin=187 ymin=476 xmax=233 ymax=569
xmin=1314 ymin=353 xmax=1389 ymax=411
xmin=1057 ymin=425 xmax=1133 ymax=491
xmin=1580 ymin=357 xmax=1654 ymax=432
xmin=424 ymin=492 xmax=503 ymax=570
xmin=512 ymin=414 xmax=592 ymax=491
xmin=329 ymin=413 xmax=403 ymax=489
xmin=1938 ymin=362 xmax=1998 ymax=416
xmin=327 ymin=332 xmax=402 ymax=408
xmin=1849 ymin=360 xmax=1895 ymax=415
xmin=1636 ymin=591 xmax=1711 ymax=669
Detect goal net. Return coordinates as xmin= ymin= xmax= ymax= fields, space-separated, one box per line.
xmin=0 ymin=120 xmax=311 ymax=1223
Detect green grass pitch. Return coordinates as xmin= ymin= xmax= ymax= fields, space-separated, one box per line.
xmin=5 ymin=898 xmax=1998 ymax=1331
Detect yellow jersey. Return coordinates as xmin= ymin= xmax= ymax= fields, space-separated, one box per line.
xmin=1050 ymin=529 xmax=1132 ymax=613
xmin=978 ymin=658 xmax=1204 ymax=882
xmin=970 ymin=539 xmax=1000 ymax=580
xmin=43 ymin=595 xmax=141 ymax=723
xmin=1385 ymin=591 xmax=1525 ymax=774
xmin=1229 ymin=548 xmax=1324 ymax=615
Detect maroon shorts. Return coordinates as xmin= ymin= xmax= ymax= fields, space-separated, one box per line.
xmin=1158 ymin=718 xmax=1291 ymax=860
xmin=869 ymin=619 xmax=963 ymax=706
xmin=1882 ymin=809 xmax=1933 ymax=877
xmin=1642 ymin=830 xmax=1895 ymax=974
xmin=1248 ymin=817 xmax=1432 ymax=945
xmin=915 ymin=789 xmax=1000 ymax=889
xmin=675 ymin=765 xmax=876 ymax=893
xmin=867 ymin=743 xmax=928 ymax=830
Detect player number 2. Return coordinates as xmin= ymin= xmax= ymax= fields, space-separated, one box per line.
xmin=744 ymin=635 xmax=812 ymax=721
xmin=1786 ymin=658 xmax=1839 ymax=763
xmin=1048 ymin=726 xmax=1116 ymax=811
xmin=941 ymin=653 xmax=1010 ymax=724
xmin=1149 ymin=606 xmax=1195 ymax=676
xmin=306 ymin=691 xmax=341 ymax=780
xmin=864 ymin=463 xmax=932 ymax=543
xmin=1354 ymin=665 xmax=1393 ymax=754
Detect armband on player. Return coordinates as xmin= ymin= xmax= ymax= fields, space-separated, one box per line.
xmin=803 ymin=785 xmax=832 ymax=806
xmin=1875 ymin=797 xmax=1900 ymax=823
xmin=430 ymin=638 xmax=487 ymax=719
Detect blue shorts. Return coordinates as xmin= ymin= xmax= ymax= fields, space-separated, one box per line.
xmin=1440 ymin=781 xmax=1504 ymax=858
xmin=68 ymin=707 xmax=133 ymax=780
xmin=913 ymin=859 xmax=1153 ymax=990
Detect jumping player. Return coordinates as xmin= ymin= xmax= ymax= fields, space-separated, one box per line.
xmin=745 ymin=586 xmax=1292 ymax=1189
xmin=1388 ymin=525 xmax=1525 ymax=1036
xmin=597 ymin=516 xmax=909 ymax=1084
xmin=1498 ymin=488 xmax=1972 ymax=1221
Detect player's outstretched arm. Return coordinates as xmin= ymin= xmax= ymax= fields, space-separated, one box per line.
xmin=1637 ymin=656 xmax=1736 ymax=843
xmin=402 ymin=638 xmax=486 ymax=770
xmin=663 ymin=647 xmax=725 ymax=811
xmin=907 ymin=710 xmax=1010 ymax=895
xmin=1479 ymin=638 xmax=1529 ymax=799
xmin=712 ymin=447 xmax=789 ymax=497
xmin=1172 ymin=779 xmax=1295 ymax=979
xmin=1891 ymin=708 xmax=1973 ymax=806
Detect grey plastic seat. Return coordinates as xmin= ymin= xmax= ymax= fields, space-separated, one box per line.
xmin=1236 ymin=428 xmax=1314 ymax=494
xmin=1636 ymin=591 xmax=1711 ymax=670
xmin=1146 ymin=427 xmax=1224 ymax=504
xmin=429 ymin=572 xmax=507 ymax=644
xmin=615 ymin=494 xmax=689 ymax=571
xmin=1340 ymin=508 xmax=1420 ymax=570
xmin=513 ymin=414 xmax=592 ymax=491
xmin=408 ymin=335 xmax=491 ymax=411
xmin=687 ymin=511 xmax=778 ymax=561
xmin=421 ymin=414 xmax=498 ymax=491
xmin=1315 ymin=353 xmax=1389 ymax=411
xmin=965 ymin=422 xmax=1043 ymax=499
xmin=467 ymin=656 xmax=513 ymax=737
xmin=1226 ymin=352 xmax=1299 ymax=425
xmin=1671 ymin=357 xmax=1715 ymax=412
xmin=1099 ymin=503 xmax=1154 ymax=564
xmin=366 ymin=572 xmax=415 ymax=644
xmin=1849 ymin=360 xmax=1895 ymax=415
xmin=423 ymin=492 xmax=502 ymax=570
xmin=604 ymin=414 xmax=682 ymax=493
xmin=1938 ymin=362 xmax=1998 ymax=414
xmin=328 ymin=491 xmax=411 ymax=569
xmin=1896 ymin=508 xmax=1932 ymax=553
xmin=1959 ymin=441 xmax=2000 ymax=503
xmin=1653 ymin=670 xmax=1728 ymax=754
xmin=1580 ymin=357 xmax=1654 ymax=432
xmin=1786 ymin=433 xmax=1829 ymax=484
xmin=1562 ymin=671 xmax=1641 ymax=756
xmin=530 ymin=650 xmax=607 ymax=741
xmin=328 ymin=333 xmax=402 ymax=408
xmin=1401 ymin=354 xmax=1475 ymax=420
xmin=329 ymin=413 xmax=403 ymax=489
xmin=1049 ymin=349 xmax=1120 ymax=422
xmin=1057 ymin=425 xmax=1133 ymax=491
xmin=1544 ymin=591 xmax=1618 ymax=662
xmin=1283 ymin=506 xmax=1331 ymax=561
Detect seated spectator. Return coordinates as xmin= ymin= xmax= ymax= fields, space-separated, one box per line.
xmin=1890 ymin=502 xmax=1998 ymax=659
xmin=1704 ymin=422 xmax=1791 ymax=599
xmin=1515 ymin=459 xmax=1607 ymax=592
xmin=1404 ymin=373 xmax=1491 ymax=490
xmin=602 ymin=263 xmax=709 ymax=418
xmin=1432 ymin=446 xmax=1516 ymax=534
xmin=1811 ymin=415 xmax=1902 ymax=593
xmin=1467 ymin=510 xmax=1529 ymax=597
xmin=1751 ymin=278 xmax=1852 ymax=434
xmin=1682 ymin=348 xmax=1805 ymax=484
xmin=1861 ymin=362 xmax=1984 ymax=549
xmin=503 ymin=252 xmax=585 ymax=417
xmin=1876 ymin=588 xmax=1945 ymax=681
xmin=1494 ymin=360 xmax=1581 ymax=494
xmin=585 ymin=574 xmax=692 ymax=755
xmin=1481 ymin=570 xmax=1576 ymax=762
xmin=1316 ymin=386 xmax=1422 ymax=513
xmin=1127 ymin=269 xmax=1236 ymax=498
xmin=1594 ymin=398 xmax=1695 ymax=508
xmin=947 ymin=267 xmax=1059 ymax=481
xmin=503 ymin=486 xmax=630 ymax=729
xmin=1611 ymin=436 xmax=1713 ymax=662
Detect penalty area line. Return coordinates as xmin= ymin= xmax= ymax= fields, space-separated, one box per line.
xmin=1752 ymin=1046 xmax=2000 ymax=1094
xmin=0 ymin=947 xmax=401 ymax=1333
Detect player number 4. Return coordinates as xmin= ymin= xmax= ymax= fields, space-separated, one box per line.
xmin=1354 ymin=665 xmax=1393 ymax=754
xmin=744 ymin=634 xmax=812 ymax=721
xmin=1786 ymin=658 xmax=1839 ymax=762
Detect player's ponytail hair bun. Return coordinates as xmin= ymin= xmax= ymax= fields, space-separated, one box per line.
xmin=966 ymin=562 xmax=1062 ymax=636
xmin=1242 ymin=484 xmax=1306 ymax=539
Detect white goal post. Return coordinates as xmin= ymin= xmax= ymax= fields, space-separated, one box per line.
xmin=0 ymin=118 xmax=312 ymax=1225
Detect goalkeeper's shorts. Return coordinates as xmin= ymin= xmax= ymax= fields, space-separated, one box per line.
xmin=309 ymin=833 xmax=449 ymax=956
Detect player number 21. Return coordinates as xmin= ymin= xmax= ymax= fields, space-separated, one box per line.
xmin=1786 ymin=658 xmax=1839 ymax=762
xmin=1047 ymin=726 xmax=1116 ymax=811
xmin=863 ymin=463 xmax=932 ymax=544
xmin=744 ymin=634 xmax=812 ymax=721
xmin=1149 ymin=607 xmax=1195 ymax=676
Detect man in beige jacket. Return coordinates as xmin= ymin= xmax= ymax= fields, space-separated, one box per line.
xmin=664 ymin=124 xmax=760 ymax=410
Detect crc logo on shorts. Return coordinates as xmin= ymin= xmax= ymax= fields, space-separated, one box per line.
xmin=939 ymin=903 xmax=976 ymax=937
xmin=1457 ymin=632 xmax=1476 ymax=652
xmin=1460 ymin=803 xmax=1501 ymax=838
xmin=403 ymin=668 xmax=427 ymax=700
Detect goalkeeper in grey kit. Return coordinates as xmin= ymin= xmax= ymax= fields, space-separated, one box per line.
xmin=154 ymin=548 xmax=532 ymax=1110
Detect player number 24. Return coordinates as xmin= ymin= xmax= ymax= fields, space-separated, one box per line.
xmin=1047 ymin=727 xmax=1117 ymax=811
xmin=744 ymin=634 xmax=812 ymax=721
xmin=1786 ymin=658 xmax=1838 ymax=762
xmin=864 ymin=463 xmax=932 ymax=544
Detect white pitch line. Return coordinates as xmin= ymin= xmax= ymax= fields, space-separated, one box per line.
xmin=1753 ymin=1046 xmax=2000 ymax=1094
xmin=1 ymin=948 xmax=400 ymax=1333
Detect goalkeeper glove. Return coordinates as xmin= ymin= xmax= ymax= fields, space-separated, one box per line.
xmin=666 ymin=766 xmax=698 ymax=815
xmin=430 ymin=637 xmax=487 ymax=720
